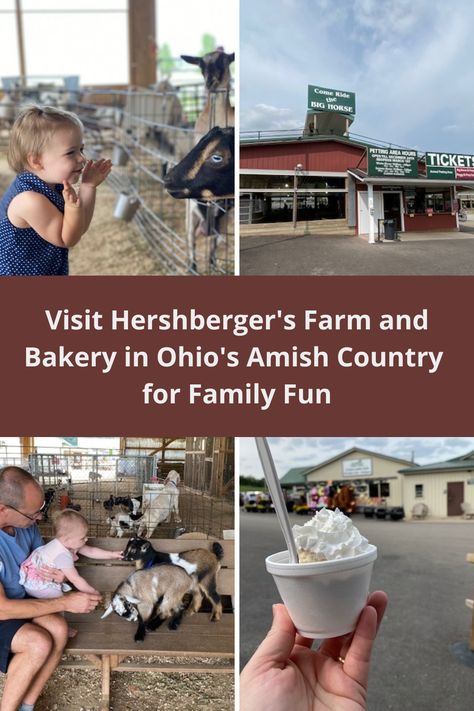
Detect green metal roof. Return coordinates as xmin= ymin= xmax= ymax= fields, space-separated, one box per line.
xmin=401 ymin=453 xmax=474 ymax=475
xmin=279 ymin=466 xmax=314 ymax=486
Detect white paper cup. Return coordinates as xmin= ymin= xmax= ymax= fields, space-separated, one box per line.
xmin=265 ymin=544 xmax=377 ymax=638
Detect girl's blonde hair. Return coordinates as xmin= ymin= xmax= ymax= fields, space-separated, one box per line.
xmin=7 ymin=105 xmax=83 ymax=174
xmin=53 ymin=508 xmax=89 ymax=536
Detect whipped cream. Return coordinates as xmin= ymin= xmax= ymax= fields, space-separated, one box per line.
xmin=292 ymin=508 xmax=369 ymax=562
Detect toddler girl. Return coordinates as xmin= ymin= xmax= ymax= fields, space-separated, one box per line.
xmin=19 ymin=509 xmax=122 ymax=599
xmin=0 ymin=105 xmax=112 ymax=275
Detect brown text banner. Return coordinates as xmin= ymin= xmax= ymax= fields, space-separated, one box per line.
xmin=0 ymin=276 xmax=469 ymax=435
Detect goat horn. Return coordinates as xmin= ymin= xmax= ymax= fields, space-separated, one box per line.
xmin=101 ymin=604 xmax=113 ymax=619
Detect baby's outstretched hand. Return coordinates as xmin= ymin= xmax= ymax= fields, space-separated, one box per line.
xmin=63 ymin=181 xmax=80 ymax=208
xmin=111 ymin=551 xmax=123 ymax=559
xmin=81 ymin=158 xmax=112 ymax=187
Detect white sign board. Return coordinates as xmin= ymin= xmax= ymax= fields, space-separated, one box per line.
xmin=342 ymin=458 xmax=373 ymax=477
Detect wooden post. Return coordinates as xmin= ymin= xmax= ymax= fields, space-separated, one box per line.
xmin=128 ymin=0 xmax=156 ymax=87
xmin=100 ymin=654 xmax=111 ymax=711
xmin=20 ymin=437 xmax=34 ymax=461
xmin=15 ymin=0 xmax=27 ymax=88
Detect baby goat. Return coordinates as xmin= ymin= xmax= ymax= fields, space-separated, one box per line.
xmin=101 ymin=565 xmax=201 ymax=642
xmin=123 ymin=537 xmax=224 ymax=622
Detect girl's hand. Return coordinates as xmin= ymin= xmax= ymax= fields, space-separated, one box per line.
xmin=63 ymin=180 xmax=80 ymax=208
xmin=81 ymin=158 xmax=112 ymax=187
xmin=111 ymin=550 xmax=124 ymax=560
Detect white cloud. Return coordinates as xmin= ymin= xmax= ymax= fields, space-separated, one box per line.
xmin=241 ymin=103 xmax=301 ymax=131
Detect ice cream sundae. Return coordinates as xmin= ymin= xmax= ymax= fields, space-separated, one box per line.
xmin=292 ymin=508 xmax=369 ymax=563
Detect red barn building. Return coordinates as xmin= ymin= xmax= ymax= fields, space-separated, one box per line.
xmin=241 ymin=90 xmax=474 ymax=240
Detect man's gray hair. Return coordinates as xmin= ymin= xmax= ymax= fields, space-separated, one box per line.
xmin=0 ymin=466 xmax=37 ymax=508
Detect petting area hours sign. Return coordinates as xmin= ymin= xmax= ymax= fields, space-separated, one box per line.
xmin=0 ymin=275 xmax=470 ymax=435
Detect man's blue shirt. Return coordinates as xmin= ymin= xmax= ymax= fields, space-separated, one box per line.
xmin=0 ymin=525 xmax=43 ymax=599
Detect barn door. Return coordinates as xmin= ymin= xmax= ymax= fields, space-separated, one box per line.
xmin=447 ymin=481 xmax=464 ymax=516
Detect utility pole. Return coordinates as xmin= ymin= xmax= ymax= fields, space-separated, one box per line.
xmin=15 ymin=0 xmax=27 ymax=87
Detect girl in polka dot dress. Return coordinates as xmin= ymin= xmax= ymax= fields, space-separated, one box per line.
xmin=0 ymin=105 xmax=112 ymax=275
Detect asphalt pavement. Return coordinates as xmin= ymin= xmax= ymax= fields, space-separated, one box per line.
xmin=240 ymin=226 xmax=474 ymax=275
xmin=240 ymin=510 xmax=474 ymax=711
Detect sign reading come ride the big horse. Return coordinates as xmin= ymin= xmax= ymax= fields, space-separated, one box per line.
xmin=307 ymin=85 xmax=356 ymax=118
xmin=426 ymin=152 xmax=474 ymax=180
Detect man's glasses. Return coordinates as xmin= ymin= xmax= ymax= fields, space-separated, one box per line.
xmin=3 ymin=501 xmax=45 ymax=522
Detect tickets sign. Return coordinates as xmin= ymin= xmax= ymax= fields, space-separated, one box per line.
xmin=367 ymin=147 xmax=418 ymax=178
xmin=307 ymin=85 xmax=356 ymax=116
xmin=425 ymin=152 xmax=474 ymax=180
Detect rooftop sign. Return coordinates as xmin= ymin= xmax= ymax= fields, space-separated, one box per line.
xmin=367 ymin=147 xmax=418 ymax=178
xmin=307 ymin=84 xmax=356 ymax=117
xmin=426 ymin=152 xmax=474 ymax=180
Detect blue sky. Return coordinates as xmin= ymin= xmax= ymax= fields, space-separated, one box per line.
xmin=240 ymin=437 xmax=474 ymax=480
xmin=240 ymin=0 xmax=474 ymax=153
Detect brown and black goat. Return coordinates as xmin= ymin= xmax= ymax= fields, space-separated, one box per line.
xmin=181 ymin=49 xmax=235 ymax=137
xmin=123 ymin=537 xmax=224 ymax=622
xmin=101 ymin=564 xmax=201 ymax=642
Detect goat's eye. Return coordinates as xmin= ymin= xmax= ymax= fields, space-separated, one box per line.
xmin=210 ymin=154 xmax=223 ymax=163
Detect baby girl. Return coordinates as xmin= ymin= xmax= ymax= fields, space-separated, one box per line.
xmin=0 ymin=105 xmax=111 ymax=275
xmin=19 ymin=509 xmax=122 ymax=599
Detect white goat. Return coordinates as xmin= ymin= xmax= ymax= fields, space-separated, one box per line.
xmin=137 ymin=471 xmax=181 ymax=538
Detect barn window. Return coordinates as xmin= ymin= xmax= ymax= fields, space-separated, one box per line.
xmin=415 ymin=484 xmax=424 ymax=498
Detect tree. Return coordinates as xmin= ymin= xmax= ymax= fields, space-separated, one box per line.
xmin=200 ymin=33 xmax=218 ymax=55
xmin=158 ymin=43 xmax=176 ymax=78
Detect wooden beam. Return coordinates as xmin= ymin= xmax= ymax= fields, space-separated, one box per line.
xmin=128 ymin=0 xmax=156 ymax=87
xmin=20 ymin=437 xmax=34 ymax=460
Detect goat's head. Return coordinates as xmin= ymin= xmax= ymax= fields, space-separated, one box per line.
xmin=101 ymin=593 xmax=140 ymax=622
xmin=164 ymin=470 xmax=180 ymax=487
xmin=181 ymin=49 xmax=234 ymax=92
xmin=122 ymin=537 xmax=152 ymax=561
xmin=164 ymin=127 xmax=234 ymax=200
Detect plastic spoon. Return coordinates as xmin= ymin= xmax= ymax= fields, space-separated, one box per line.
xmin=255 ymin=437 xmax=299 ymax=563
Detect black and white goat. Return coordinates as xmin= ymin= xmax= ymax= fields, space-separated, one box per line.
xmin=123 ymin=537 xmax=224 ymax=622
xmin=107 ymin=512 xmax=144 ymax=538
xmin=103 ymin=495 xmax=142 ymax=515
xmin=101 ymin=565 xmax=201 ymax=642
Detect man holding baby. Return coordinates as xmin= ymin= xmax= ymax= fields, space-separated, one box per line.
xmin=0 ymin=466 xmax=101 ymax=711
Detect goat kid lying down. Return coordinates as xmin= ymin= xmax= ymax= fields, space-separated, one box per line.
xmin=123 ymin=537 xmax=223 ymax=622
xmin=101 ymin=565 xmax=201 ymax=642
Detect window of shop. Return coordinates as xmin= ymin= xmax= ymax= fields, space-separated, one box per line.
xmin=415 ymin=484 xmax=424 ymax=497
xmin=369 ymin=481 xmax=390 ymax=497
xmin=240 ymin=174 xmax=345 ymax=190
xmin=405 ymin=188 xmax=451 ymax=214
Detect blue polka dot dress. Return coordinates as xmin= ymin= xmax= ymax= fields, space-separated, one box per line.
xmin=0 ymin=172 xmax=68 ymax=275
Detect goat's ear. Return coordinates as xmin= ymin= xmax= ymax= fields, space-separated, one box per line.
xmin=101 ymin=604 xmax=114 ymax=619
xmin=125 ymin=594 xmax=141 ymax=604
xmin=181 ymin=55 xmax=200 ymax=66
xmin=228 ymin=52 xmax=235 ymax=63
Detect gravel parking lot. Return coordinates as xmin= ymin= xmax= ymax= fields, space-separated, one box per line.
xmin=240 ymin=511 xmax=474 ymax=711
